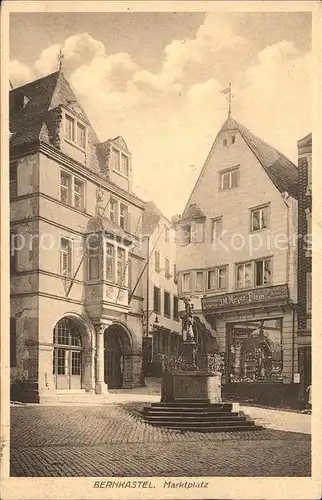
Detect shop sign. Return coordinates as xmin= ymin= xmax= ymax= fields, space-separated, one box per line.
xmin=202 ymin=284 xmax=289 ymax=312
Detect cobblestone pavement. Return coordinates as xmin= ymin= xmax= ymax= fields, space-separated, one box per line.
xmin=10 ymin=404 xmax=311 ymax=477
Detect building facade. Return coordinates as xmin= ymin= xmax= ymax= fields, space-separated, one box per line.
xmin=297 ymin=133 xmax=312 ymax=403
xmin=10 ymin=70 xmax=146 ymax=403
xmin=176 ymin=115 xmax=299 ymax=404
xmin=141 ymin=202 xmax=181 ymax=376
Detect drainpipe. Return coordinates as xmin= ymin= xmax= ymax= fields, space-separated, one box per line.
xmin=282 ymin=192 xmax=294 ymax=382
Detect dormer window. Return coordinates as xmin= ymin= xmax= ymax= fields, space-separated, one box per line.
xmin=111 ymin=147 xmax=130 ymax=177
xmin=64 ymin=111 xmax=87 ymax=151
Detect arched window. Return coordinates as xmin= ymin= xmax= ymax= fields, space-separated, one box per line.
xmin=53 ymin=318 xmax=83 ymax=389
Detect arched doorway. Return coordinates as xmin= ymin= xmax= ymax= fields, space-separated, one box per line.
xmin=104 ymin=324 xmax=131 ymax=389
xmin=53 ymin=318 xmax=84 ymax=390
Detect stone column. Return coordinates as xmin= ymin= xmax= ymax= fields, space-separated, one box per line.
xmin=95 ymin=324 xmax=108 ymax=394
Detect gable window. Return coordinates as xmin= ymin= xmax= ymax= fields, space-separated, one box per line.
xmin=88 ymin=237 xmax=100 ymax=280
xmin=195 ymin=271 xmax=204 ymax=292
xmin=232 ymin=135 xmax=236 ymax=144
xmin=236 ymin=262 xmax=253 ymax=289
xmin=64 ymin=112 xmax=87 ymax=150
xmin=207 ymin=266 xmax=228 ymax=291
xmin=65 ymin=114 xmax=75 ymax=142
xmin=220 ymin=168 xmax=239 ymax=191
xmin=173 ymin=296 xmax=179 ymax=320
xmin=164 ymin=291 xmax=171 ymax=318
xmin=60 ymin=238 xmax=72 ymax=277
xmin=182 ymin=272 xmax=191 ymax=293
xmin=182 ymin=224 xmax=191 ymax=244
xmin=121 ymin=153 xmax=129 ymax=176
xmin=60 ymin=171 xmax=85 ymax=210
xmin=76 ymin=122 xmax=86 ymax=149
xmin=153 ymin=286 xmax=161 ymax=314
xmin=10 ymin=162 xmax=17 ymax=198
xmin=155 ymin=251 xmax=160 ymax=272
xmin=255 ymin=258 xmax=272 ymax=286
xmin=194 ymin=221 xmax=204 ymax=243
xmin=212 ymin=217 xmax=223 ymax=242
xmin=306 ymin=273 xmax=312 ymax=313
xmin=10 ymin=318 xmax=17 ymax=367
xmin=251 ymin=205 xmax=269 ymax=232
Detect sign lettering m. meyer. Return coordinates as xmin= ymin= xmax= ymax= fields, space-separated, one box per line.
xmin=202 ymin=284 xmax=289 ymax=312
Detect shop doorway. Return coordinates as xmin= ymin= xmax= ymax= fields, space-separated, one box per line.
xmin=104 ymin=326 xmax=125 ymax=388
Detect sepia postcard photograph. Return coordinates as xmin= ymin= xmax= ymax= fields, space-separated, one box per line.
xmin=1 ymin=1 xmax=321 ymax=499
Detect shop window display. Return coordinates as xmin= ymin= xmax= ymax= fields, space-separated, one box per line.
xmin=228 ymin=319 xmax=283 ymax=383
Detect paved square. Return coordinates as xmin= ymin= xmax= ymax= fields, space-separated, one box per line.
xmin=10 ymin=404 xmax=311 ymax=477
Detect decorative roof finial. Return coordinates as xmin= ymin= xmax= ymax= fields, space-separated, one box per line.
xmin=220 ymin=82 xmax=232 ymax=116
xmin=57 ymin=48 xmax=64 ymax=71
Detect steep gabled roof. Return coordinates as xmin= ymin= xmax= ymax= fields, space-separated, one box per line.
xmin=142 ymin=201 xmax=169 ymax=236
xmin=10 ymin=70 xmax=100 ymax=148
xmin=182 ymin=115 xmax=299 ymax=215
xmin=181 ymin=202 xmax=205 ymax=221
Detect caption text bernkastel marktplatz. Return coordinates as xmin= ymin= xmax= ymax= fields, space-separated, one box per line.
xmin=93 ymin=480 xmax=209 ymax=489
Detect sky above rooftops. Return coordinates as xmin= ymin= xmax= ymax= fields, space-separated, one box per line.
xmin=9 ymin=11 xmax=311 ymax=218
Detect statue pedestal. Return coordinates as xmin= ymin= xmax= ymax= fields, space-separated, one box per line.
xmin=161 ymin=370 xmax=222 ymax=404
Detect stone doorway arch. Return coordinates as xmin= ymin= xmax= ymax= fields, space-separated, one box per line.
xmin=104 ymin=323 xmax=133 ymax=389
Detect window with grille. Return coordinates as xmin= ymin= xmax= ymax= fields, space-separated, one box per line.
xmin=164 ymin=291 xmax=171 ymax=318
xmin=74 ymin=179 xmax=84 ymax=210
xmin=60 ymin=238 xmax=72 ymax=277
xmin=117 ymin=247 xmax=126 ymax=285
xmin=251 ymin=205 xmax=269 ymax=232
xmin=153 ymin=286 xmax=161 ymax=314
xmin=106 ymin=243 xmax=114 ymax=281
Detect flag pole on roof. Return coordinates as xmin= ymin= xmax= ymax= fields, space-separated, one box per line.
xmin=57 ymin=48 xmax=64 ymax=71
xmin=220 ymin=82 xmax=232 ymax=116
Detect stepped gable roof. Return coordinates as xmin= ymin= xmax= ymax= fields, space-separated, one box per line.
xmin=219 ymin=116 xmax=299 ymax=199
xmin=142 ymin=201 xmax=169 ymax=236
xmin=181 ymin=202 xmax=205 ymax=222
xmin=10 ymin=70 xmax=100 ymax=148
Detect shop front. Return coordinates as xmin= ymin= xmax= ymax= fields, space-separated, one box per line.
xmin=202 ymin=284 xmax=299 ymax=407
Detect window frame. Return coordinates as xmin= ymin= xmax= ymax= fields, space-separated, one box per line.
xmin=60 ymin=170 xmax=85 ymax=211
xmin=63 ymin=110 xmax=87 ymax=152
xmin=220 ymin=167 xmax=240 ymax=191
xmin=195 ymin=270 xmax=205 ymax=292
xmin=182 ymin=272 xmax=192 ymax=293
xmin=60 ymin=237 xmax=73 ymax=278
xmin=250 ymin=204 xmax=270 ymax=232
xmin=155 ymin=250 xmax=161 ymax=272
xmin=173 ymin=295 xmax=179 ymax=321
xmin=207 ymin=266 xmax=228 ymax=291
xmin=255 ymin=257 xmax=273 ymax=287
xmin=235 ymin=257 xmax=273 ymax=290
xmin=211 ymin=217 xmax=223 ymax=242
xmin=165 ymin=257 xmax=171 ymax=278
xmin=164 ymin=290 xmax=171 ymax=318
xmin=153 ymin=286 xmax=161 ymax=314
xmin=111 ymin=147 xmax=130 ymax=178
xmin=194 ymin=221 xmax=205 ymax=243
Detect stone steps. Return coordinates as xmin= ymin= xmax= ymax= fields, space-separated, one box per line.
xmin=142 ymin=401 xmax=261 ymax=433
